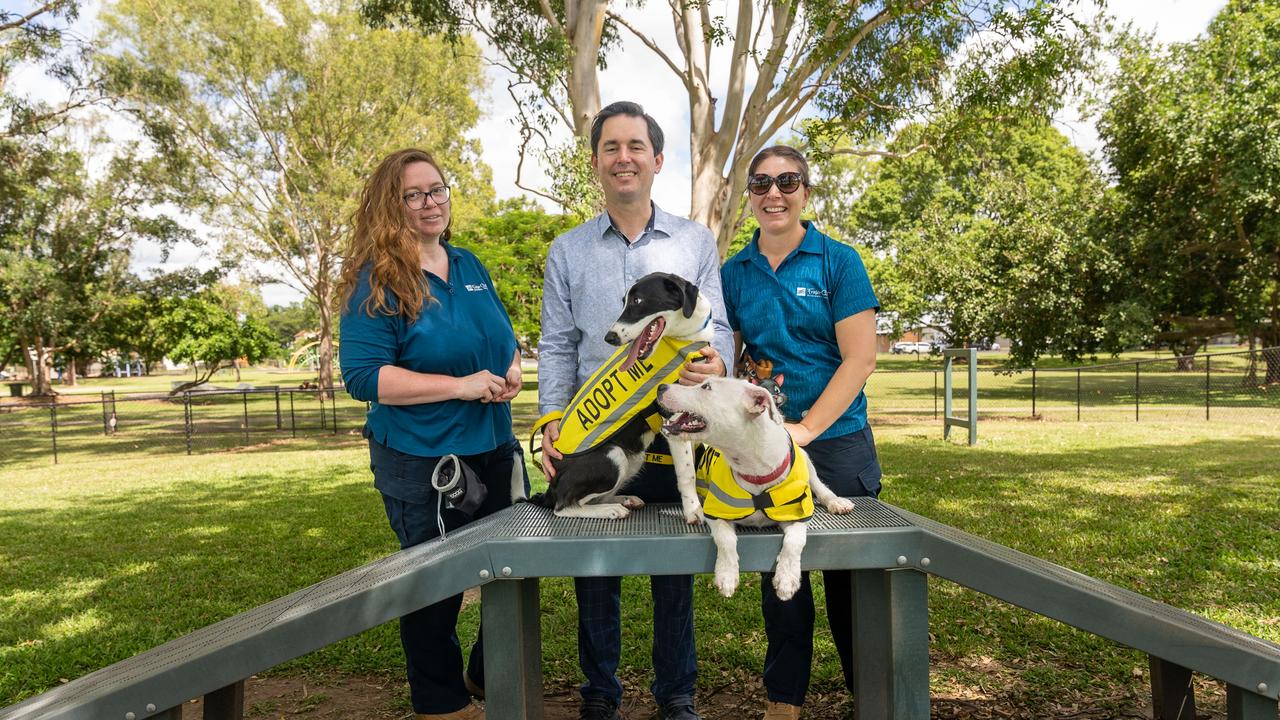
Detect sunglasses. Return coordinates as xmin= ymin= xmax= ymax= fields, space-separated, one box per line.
xmin=747 ymin=172 xmax=805 ymax=195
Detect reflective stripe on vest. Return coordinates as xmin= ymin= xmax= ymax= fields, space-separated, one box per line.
xmin=694 ymin=442 xmax=814 ymax=522
xmin=550 ymin=337 xmax=707 ymax=457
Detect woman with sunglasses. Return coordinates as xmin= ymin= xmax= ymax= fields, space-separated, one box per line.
xmin=720 ymin=145 xmax=882 ymax=720
xmin=338 ymin=149 xmax=527 ymax=720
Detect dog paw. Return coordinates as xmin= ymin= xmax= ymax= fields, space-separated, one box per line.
xmin=682 ymin=503 xmax=705 ymax=525
xmin=620 ymin=496 xmax=646 ymax=509
xmin=825 ymin=497 xmax=855 ymax=515
xmin=773 ymin=569 xmax=801 ymax=601
xmin=714 ymin=571 xmax=739 ymax=597
xmin=602 ymin=505 xmax=631 ymax=520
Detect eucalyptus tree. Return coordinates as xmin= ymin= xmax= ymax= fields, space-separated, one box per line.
xmin=99 ymin=0 xmax=491 ymax=391
xmin=367 ymin=0 xmax=1099 ymax=254
xmin=1100 ymin=0 xmax=1280 ymax=378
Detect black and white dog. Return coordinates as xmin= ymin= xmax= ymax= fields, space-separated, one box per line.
xmin=529 ymin=272 xmax=711 ymax=522
xmin=657 ymin=377 xmax=855 ymax=600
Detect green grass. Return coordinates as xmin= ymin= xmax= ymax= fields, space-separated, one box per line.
xmin=3 ymin=411 xmax=1278 ymax=713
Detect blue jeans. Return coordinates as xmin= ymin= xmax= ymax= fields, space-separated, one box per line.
xmin=368 ymin=434 xmax=529 ymax=715
xmin=576 ymin=435 xmax=698 ymax=706
xmin=760 ymin=426 xmax=882 ymax=706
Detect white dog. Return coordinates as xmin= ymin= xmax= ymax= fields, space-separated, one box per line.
xmin=657 ymin=377 xmax=855 ymax=600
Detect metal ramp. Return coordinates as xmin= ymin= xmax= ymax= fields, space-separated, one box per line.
xmin=2 ymin=500 xmax=1277 ymax=720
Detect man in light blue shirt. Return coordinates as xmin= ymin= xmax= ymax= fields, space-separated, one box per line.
xmin=537 ymin=101 xmax=733 ymax=720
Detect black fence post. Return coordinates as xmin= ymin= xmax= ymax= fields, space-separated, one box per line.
xmin=318 ymin=390 xmax=327 ymax=432
xmin=1205 ymin=355 xmax=1211 ymax=421
xmin=289 ymin=391 xmax=297 ymax=438
xmin=274 ymin=387 xmax=282 ymax=430
xmin=241 ymin=391 xmax=250 ymax=445
xmin=50 ymin=402 xmax=59 ymax=465
xmin=1031 ymin=367 xmax=1037 ymax=417
xmin=933 ymin=371 xmax=938 ymax=419
xmin=183 ymin=391 xmax=193 ymax=456
xmin=330 ymin=389 xmax=338 ymax=435
xmin=1076 ymin=368 xmax=1081 ymax=422
xmin=1135 ymin=361 xmax=1141 ymax=422
xmin=101 ymin=391 xmax=110 ymax=435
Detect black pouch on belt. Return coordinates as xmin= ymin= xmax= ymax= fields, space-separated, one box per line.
xmin=431 ymin=454 xmax=488 ymax=517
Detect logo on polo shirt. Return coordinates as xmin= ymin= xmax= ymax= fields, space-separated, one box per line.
xmin=795 ymin=286 xmax=829 ymax=298
xmin=465 ymin=282 xmax=489 ymax=292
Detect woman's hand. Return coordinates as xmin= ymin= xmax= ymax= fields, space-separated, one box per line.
xmin=678 ymin=346 xmax=727 ymax=385
xmin=455 ymin=370 xmax=507 ymax=403
xmin=496 ymin=355 xmax=523 ymax=402
xmin=784 ymin=422 xmax=817 ymax=447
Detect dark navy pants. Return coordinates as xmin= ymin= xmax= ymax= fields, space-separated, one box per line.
xmin=760 ymin=425 xmax=882 ymax=706
xmin=575 ymin=435 xmax=698 ymax=706
xmin=368 ymin=434 xmax=529 ymax=715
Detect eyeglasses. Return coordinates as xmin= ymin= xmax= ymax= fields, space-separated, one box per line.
xmin=747 ymin=172 xmax=804 ymax=196
xmin=403 ymin=186 xmax=451 ymax=209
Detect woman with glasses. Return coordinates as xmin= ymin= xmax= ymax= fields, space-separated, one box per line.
xmin=719 ymin=145 xmax=882 ymax=720
xmin=338 ymin=149 xmax=526 ymax=720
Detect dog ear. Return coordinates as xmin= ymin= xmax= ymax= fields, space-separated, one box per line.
xmin=774 ymin=374 xmax=784 ymax=387
xmin=676 ymin=276 xmax=699 ymax=318
xmin=743 ymin=383 xmax=773 ymax=416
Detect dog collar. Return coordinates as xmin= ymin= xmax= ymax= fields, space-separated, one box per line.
xmin=735 ymin=444 xmax=794 ymax=486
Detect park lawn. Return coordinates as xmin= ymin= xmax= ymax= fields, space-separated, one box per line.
xmin=1 ymin=415 xmax=1278 ymax=715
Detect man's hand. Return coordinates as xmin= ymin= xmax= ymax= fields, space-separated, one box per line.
xmin=678 ymin=345 xmax=726 ymax=385
xmin=497 ymin=356 xmax=523 ymax=402
xmin=540 ymin=419 xmax=563 ymax=478
xmin=784 ymin=422 xmax=816 ymax=447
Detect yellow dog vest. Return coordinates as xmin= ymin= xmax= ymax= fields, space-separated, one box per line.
xmin=531 ymin=337 xmax=707 ymax=457
xmin=694 ymin=441 xmax=814 ymax=522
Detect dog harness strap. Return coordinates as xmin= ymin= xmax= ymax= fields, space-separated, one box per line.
xmin=553 ymin=337 xmax=707 ymax=456
xmin=695 ymin=442 xmax=815 ymax=522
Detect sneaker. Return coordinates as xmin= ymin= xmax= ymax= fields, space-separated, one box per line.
xmin=763 ymin=700 xmax=802 ymax=719
xmin=578 ymin=696 xmax=621 ymax=720
xmin=416 ymin=702 xmax=484 ymax=720
xmin=657 ymin=695 xmax=702 ymax=720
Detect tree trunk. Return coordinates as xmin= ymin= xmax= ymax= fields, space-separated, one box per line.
xmin=565 ymin=0 xmax=606 ymax=136
xmin=64 ymin=357 xmax=77 ymax=387
xmin=31 ymin=335 xmax=53 ymax=396
xmin=316 ymin=276 xmax=336 ymax=399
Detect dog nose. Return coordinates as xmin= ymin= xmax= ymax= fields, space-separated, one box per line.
xmin=604 ymin=330 xmax=620 ymax=345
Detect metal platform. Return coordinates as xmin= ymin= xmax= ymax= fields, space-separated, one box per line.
xmin=3 ymin=500 xmax=1278 ymax=720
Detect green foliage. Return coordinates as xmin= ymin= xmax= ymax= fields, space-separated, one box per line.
xmin=154 ymin=289 xmax=280 ymax=391
xmin=99 ymin=0 xmax=493 ymax=388
xmin=453 ymin=207 xmax=575 ymax=351
xmin=0 ymin=144 xmax=188 ymax=391
xmin=543 ymin=137 xmax=603 ymax=220
xmin=263 ymin=302 xmax=321 ymax=355
xmin=845 ymin=118 xmax=1113 ymax=365
xmin=1099 ymin=0 xmax=1280 ymax=365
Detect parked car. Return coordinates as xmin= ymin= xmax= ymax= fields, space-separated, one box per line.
xmin=891 ymin=341 xmax=933 ymax=355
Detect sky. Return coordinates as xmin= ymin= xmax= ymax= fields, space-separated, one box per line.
xmin=6 ymin=0 xmax=1229 ymax=306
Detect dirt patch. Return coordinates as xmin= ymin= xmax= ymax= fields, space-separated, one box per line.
xmin=174 ymin=670 xmax=1215 ymax=719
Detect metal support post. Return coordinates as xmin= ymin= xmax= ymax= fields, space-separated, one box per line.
xmin=933 ymin=371 xmax=938 ymax=420
xmin=184 ymin=391 xmax=193 ymax=456
xmin=203 ymin=679 xmax=245 ymax=719
xmin=49 ymin=402 xmax=58 ymax=465
xmin=275 ymin=387 xmax=282 ymax=430
xmin=482 ymin=578 xmax=544 ymax=720
xmin=330 ymin=390 xmax=338 ymax=435
xmin=1076 ymin=368 xmax=1081 ymax=422
xmin=1031 ymin=366 xmax=1037 ymax=417
xmin=242 ymin=391 xmax=250 ymax=445
xmin=101 ymin=392 xmax=111 ymax=435
xmin=1149 ymin=656 xmax=1196 ymax=719
xmin=1226 ymin=685 xmax=1276 ymax=720
xmin=852 ymin=569 xmax=930 ymax=720
xmin=289 ymin=391 xmax=296 ymax=438
xmin=1135 ymin=361 xmax=1141 ymax=421
xmin=1205 ymin=356 xmax=1211 ymax=421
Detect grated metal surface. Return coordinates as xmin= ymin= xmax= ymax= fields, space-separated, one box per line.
xmin=493 ymin=499 xmax=910 ymax=538
xmin=898 ymin=506 xmax=1280 ymax=661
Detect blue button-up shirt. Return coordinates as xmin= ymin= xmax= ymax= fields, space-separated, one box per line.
xmin=340 ymin=242 xmax=518 ymax=456
xmin=538 ymin=204 xmax=734 ymax=414
xmin=721 ymin=222 xmax=880 ymax=439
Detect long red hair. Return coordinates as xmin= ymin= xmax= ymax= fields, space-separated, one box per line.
xmin=339 ymin=149 xmax=450 ymax=322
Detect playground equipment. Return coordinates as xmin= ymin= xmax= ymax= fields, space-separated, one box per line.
xmin=2 ymin=501 xmax=1277 ymax=720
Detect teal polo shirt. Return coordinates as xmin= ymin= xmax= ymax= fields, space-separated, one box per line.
xmin=339 ymin=242 xmax=518 ymax=457
xmin=720 ymin=222 xmax=880 ymax=439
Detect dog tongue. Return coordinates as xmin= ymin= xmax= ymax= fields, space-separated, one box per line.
xmin=620 ymin=338 xmax=643 ymax=373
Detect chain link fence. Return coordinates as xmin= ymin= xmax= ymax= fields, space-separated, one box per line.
xmin=0 ymin=386 xmax=370 ymax=465
xmin=869 ymin=346 xmax=1280 ymax=424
